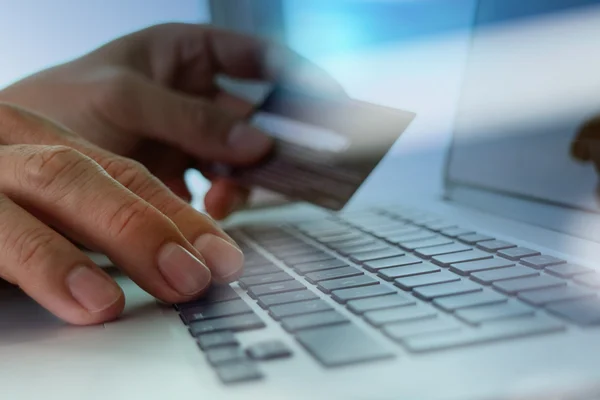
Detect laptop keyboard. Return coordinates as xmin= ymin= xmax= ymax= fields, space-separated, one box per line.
xmin=173 ymin=207 xmax=600 ymax=383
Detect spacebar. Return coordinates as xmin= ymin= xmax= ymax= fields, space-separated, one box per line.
xmin=295 ymin=323 xmax=394 ymax=367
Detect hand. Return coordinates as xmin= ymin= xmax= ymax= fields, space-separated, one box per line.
xmin=0 ymin=23 xmax=342 ymax=219
xmin=572 ymin=114 xmax=600 ymax=170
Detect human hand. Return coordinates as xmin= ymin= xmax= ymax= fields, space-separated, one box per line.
xmin=0 ymin=23 xmax=342 ymax=219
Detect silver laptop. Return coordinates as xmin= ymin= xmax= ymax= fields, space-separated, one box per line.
xmin=4 ymin=1 xmax=600 ymax=399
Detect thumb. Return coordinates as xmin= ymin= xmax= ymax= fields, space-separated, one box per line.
xmin=103 ymin=72 xmax=272 ymax=164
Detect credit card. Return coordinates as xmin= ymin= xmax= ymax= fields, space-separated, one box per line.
xmin=210 ymin=86 xmax=416 ymax=210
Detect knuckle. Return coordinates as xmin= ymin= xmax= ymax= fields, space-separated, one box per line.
xmin=102 ymin=198 xmax=159 ymax=238
xmin=101 ymin=156 xmax=152 ymax=192
xmin=7 ymin=226 xmax=57 ymax=273
xmin=20 ymin=145 xmax=89 ymax=193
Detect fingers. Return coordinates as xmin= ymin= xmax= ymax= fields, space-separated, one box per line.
xmin=572 ymin=115 xmax=600 ymax=161
xmin=204 ymin=178 xmax=249 ymax=220
xmin=0 ymin=194 xmax=124 ymax=325
xmin=0 ymin=144 xmax=215 ymax=303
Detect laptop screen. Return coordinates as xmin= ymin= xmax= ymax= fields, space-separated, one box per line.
xmin=447 ymin=0 xmax=600 ymax=214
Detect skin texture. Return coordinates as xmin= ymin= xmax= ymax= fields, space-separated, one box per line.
xmin=0 ymin=23 xmax=342 ymax=325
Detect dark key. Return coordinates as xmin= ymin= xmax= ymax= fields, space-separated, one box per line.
xmin=294 ymin=259 xmax=347 ymax=275
xmin=242 ymin=264 xmax=281 ymax=277
xmin=433 ymin=290 xmax=506 ymax=312
xmin=189 ymin=314 xmax=265 ymax=336
xmin=269 ymin=245 xmax=319 ymax=258
xmin=176 ymin=285 xmax=239 ymax=310
xmin=440 ymin=227 xmax=476 ymax=237
xmin=247 ymin=280 xmax=306 ymax=298
xmin=546 ymin=298 xmax=600 ymax=325
xmin=257 ymin=290 xmax=317 ymax=308
xmin=350 ymin=247 xmax=405 ymax=263
xmin=181 ymin=299 xmax=252 ymax=324
xmin=376 ymin=226 xmax=422 ymax=239
xmin=363 ymin=255 xmax=422 ymax=272
xmin=305 ymin=266 xmax=363 ymax=284
xmin=269 ymin=299 xmax=332 ymax=319
xmin=377 ymin=263 xmax=441 ymax=281
xmin=383 ymin=318 xmax=461 ymax=342
xmin=332 ymin=285 xmax=396 ymax=304
xmin=196 ymin=331 xmax=239 ymax=350
xmin=347 ymin=294 xmax=415 ymax=314
xmin=414 ymin=243 xmax=472 ymax=259
xmin=497 ymin=247 xmax=540 ymax=260
xmin=574 ymin=274 xmax=600 ymax=289
xmin=423 ymin=221 xmax=457 ymax=231
xmin=517 ymin=286 xmax=594 ymax=306
xmin=238 ymin=272 xmax=293 ymax=289
xmin=214 ymin=362 xmax=263 ymax=384
xmin=246 ymin=340 xmax=292 ymax=360
xmin=492 ymin=275 xmax=565 ymax=294
xmin=386 ymin=230 xmax=437 ymax=244
xmin=320 ymin=233 xmax=364 ymax=246
xmin=295 ymin=323 xmax=394 ymax=367
xmin=545 ymin=264 xmax=594 ymax=278
xmin=395 ymin=270 xmax=460 ymax=290
xmin=457 ymin=233 xmax=495 ymax=244
xmin=317 ymin=275 xmax=378 ymax=294
xmin=455 ymin=300 xmax=535 ymax=324
xmin=450 ymin=258 xmax=515 ymax=275
xmin=205 ymin=346 xmax=246 ymax=366
xmin=281 ymin=310 xmax=349 ymax=332
xmin=339 ymin=242 xmax=388 ymax=256
xmin=283 ymin=252 xmax=333 ymax=266
xmin=520 ymin=255 xmax=566 ymax=269
xmin=333 ymin=239 xmax=379 ymax=254
xmin=476 ymin=240 xmax=516 ymax=252
xmin=404 ymin=315 xmax=564 ymax=353
xmin=413 ymin=280 xmax=482 ymax=300
xmin=471 ymin=265 xmax=539 ymax=284
xmin=432 ymin=250 xmax=493 ymax=267
xmin=398 ymin=236 xmax=454 ymax=251
xmin=364 ymin=304 xmax=437 ymax=326
xmin=244 ymin=256 xmax=270 ymax=268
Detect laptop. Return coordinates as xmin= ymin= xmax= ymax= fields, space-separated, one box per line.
xmin=4 ymin=1 xmax=600 ymax=399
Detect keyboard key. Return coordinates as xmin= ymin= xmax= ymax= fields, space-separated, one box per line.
xmin=383 ymin=318 xmax=461 ymax=341
xmin=413 ymin=280 xmax=482 ymax=300
xmin=189 ymin=314 xmax=265 ymax=336
xmin=196 ymin=331 xmax=239 ymax=350
xmin=377 ymin=263 xmax=441 ymax=281
xmin=414 ymin=243 xmax=472 ymax=259
xmin=294 ymin=259 xmax=347 ymax=275
xmin=364 ymin=304 xmax=437 ymax=326
xmin=269 ymin=300 xmax=332 ymax=319
xmin=334 ymin=240 xmax=381 ymax=254
xmin=281 ymin=311 xmax=349 ymax=332
xmin=317 ymin=275 xmax=378 ymax=294
xmin=350 ymin=247 xmax=405 ymax=263
xmin=432 ymin=250 xmax=493 ymax=267
xmin=214 ymin=362 xmax=263 ymax=384
xmin=395 ymin=270 xmax=461 ymax=290
xmin=386 ymin=230 xmax=437 ymax=244
xmin=295 ymin=324 xmax=394 ymax=367
xmin=347 ymin=294 xmax=416 ymax=314
xmin=497 ymin=247 xmax=540 ymax=260
xmin=331 ymin=285 xmax=396 ymax=303
xmin=363 ymin=255 xmax=422 ymax=272
xmin=471 ymin=266 xmax=539 ymax=284
xmin=205 ymin=346 xmax=246 ymax=366
xmin=376 ymin=226 xmax=422 ymax=239
xmin=175 ymin=285 xmax=239 ymax=310
xmin=283 ymin=253 xmax=333 ymax=266
xmin=246 ymin=340 xmax=292 ymax=360
xmin=242 ymin=264 xmax=281 ymax=277
xmin=574 ymin=274 xmax=600 ymax=289
xmin=433 ymin=290 xmax=507 ymax=311
xmin=339 ymin=242 xmax=388 ymax=256
xmin=398 ymin=236 xmax=454 ymax=251
xmin=492 ymin=275 xmax=565 ymax=294
xmin=520 ymin=255 xmax=566 ymax=269
xmin=476 ymin=240 xmax=517 ymax=252
xmin=440 ymin=227 xmax=476 ymax=237
xmin=455 ymin=301 xmax=535 ymax=324
xmin=450 ymin=258 xmax=515 ymax=276
xmin=257 ymin=290 xmax=317 ymax=308
xmin=238 ymin=272 xmax=293 ymax=289
xmin=404 ymin=315 xmax=564 ymax=353
xmin=517 ymin=286 xmax=595 ymax=306
xmin=545 ymin=263 xmax=594 ymax=278
xmin=547 ymin=298 xmax=600 ymax=325
xmin=181 ymin=299 xmax=252 ymax=324
xmin=457 ymin=233 xmax=495 ymax=244
xmin=247 ymin=280 xmax=306 ymax=298
xmin=305 ymin=266 xmax=363 ymax=284
xmin=423 ymin=221 xmax=457 ymax=231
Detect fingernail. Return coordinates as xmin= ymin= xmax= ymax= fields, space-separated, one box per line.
xmin=194 ymin=234 xmax=245 ymax=281
xmin=67 ymin=266 xmax=122 ymax=313
xmin=157 ymin=243 xmax=211 ymax=295
xmin=228 ymin=123 xmax=272 ymax=158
